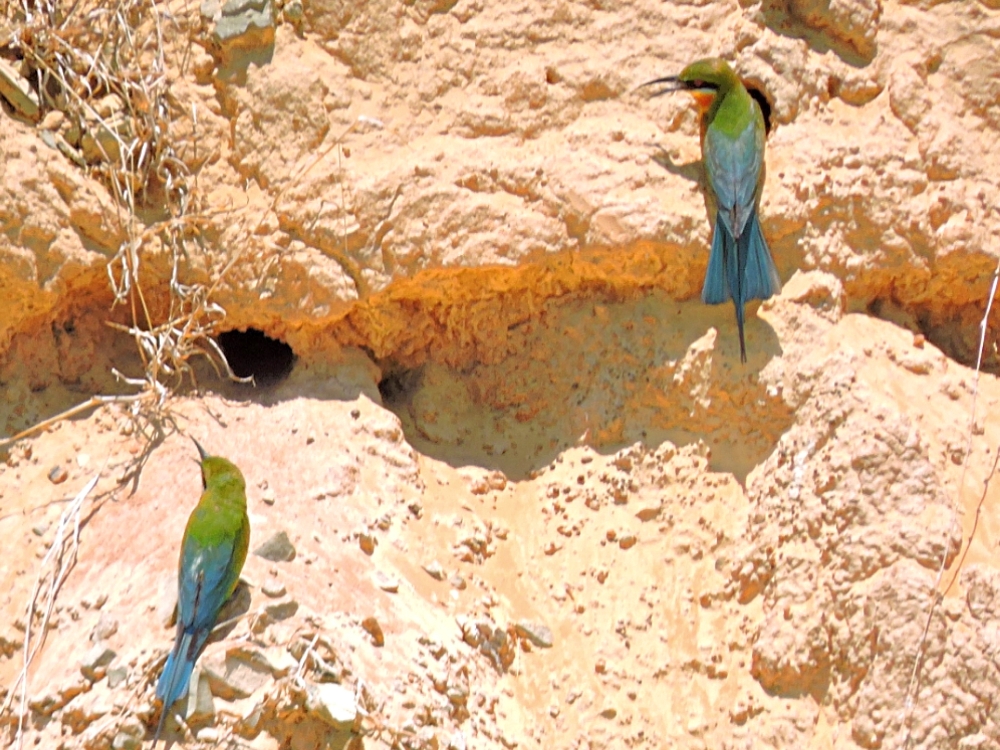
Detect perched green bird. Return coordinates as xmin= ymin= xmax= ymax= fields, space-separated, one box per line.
xmin=153 ymin=439 xmax=249 ymax=745
xmin=643 ymin=57 xmax=781 ymax=362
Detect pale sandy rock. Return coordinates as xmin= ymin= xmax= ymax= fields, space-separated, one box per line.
xmin=185 ymin=668 xmax=216 ymax=725
xmin=79 ymin=644 xmax=116 ymax=682
xmin=788 ymin=0 xmax=882 ymax=61
xmin=202 ymin=646 xmax=273 ymax=700
xmin=111 ymin=731 xmax=140 ymax=750
xmin=515 ymin=620 xmax=554 ymax=649
xmin=305 ymin=682 xmax=356 ymax=730
xmin=2 ymin=1 xmax=1000 ymax=749
xmin=254 ymin=530 xmax=296 ymax=561
xmin=261 ymin=577 xmax=286 ymax=597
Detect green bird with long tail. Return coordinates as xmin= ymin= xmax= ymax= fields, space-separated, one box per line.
xmin=152 ymin=439 xmax=249 ymax=745
xmin=643 ymin=57 xmax=781 ymax=362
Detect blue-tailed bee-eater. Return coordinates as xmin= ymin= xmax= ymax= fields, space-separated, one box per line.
xmin=643 ymin=57 xmax=781 ymax=363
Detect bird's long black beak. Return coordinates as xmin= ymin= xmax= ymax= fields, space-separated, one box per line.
xmin=191 ymin=437 xmax=209 ymax=462
xmin=637 ymin=75 xmax=683 ymax=97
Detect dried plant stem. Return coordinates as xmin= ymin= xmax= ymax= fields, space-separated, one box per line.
xmin=0 ymin=395 xmax=143 ymax=449
xmin=0 ymin=473 xmax=100 ymax=750
xmin=898 ymin=254 xmax=1000 ymax=748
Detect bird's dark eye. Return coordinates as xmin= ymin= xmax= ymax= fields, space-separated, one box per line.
xmin=693 ymin=80 xmax=704 ymax=88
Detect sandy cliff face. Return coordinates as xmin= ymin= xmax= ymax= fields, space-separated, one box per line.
xmin=2 ymin=0 xmax=1000 ymax=748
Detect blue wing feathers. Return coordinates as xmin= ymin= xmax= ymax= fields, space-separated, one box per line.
xmin=702 ymin=218 xmax=732 ymax=305
xmin=154 ymin=533 xmax=240 ymax=744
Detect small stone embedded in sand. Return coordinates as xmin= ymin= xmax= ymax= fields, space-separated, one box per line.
xmin=449 ymin=573 xmax=467 ymax=590
xmin=107 ymin=666 xmax=128 ymax=689
xmin=186 ymin=670 xmax=216 ymax=725
xmin=362 ymin=616 xmax=385 ymax=647
xmin=305 ymin=682 xmax=357 ymax=730
xmin=600 ymin=707 xmax=617 ymax=719
xmin=48 ymin=465 xmax=69 ymax=484
xmin=487 ymin=471 xmax=507 ymax=491
xmin=423 ymin=560 xmax=446 ymax=580
xmin=261 ymin=489 xmax=276 ymax=505
xmin=618 ymin=534 xmax=637 ymax=550
xmin=55 ymin=675 xmax=91 ymax=710
xmin=374 ymin=571 xmax=400 ymax=592
xmin=635 ymin=505 xmax=661 ymax=522
xmin=446 ymin=684 xmax=469 ymax=706
xmin=111 ymin=732 xmax=140 ymax=750
xmin=515 ymin=620 xmax=554 ymax=649
xmin=202 ymin=647 xmax=273 ymax=700
xmin=358 ymin=532 xmax=376 ymax=555
xmin=91 ymin=612 xmax=118 ymax=641
xmin=261 ymin=577 xmax=286 ymax=598
xmin=196 ymin=727 xmax=221 ymax=742
xmin=253 ymin=530 xmax=296 ymax=562
xmin=80 ymin=644 xmax=116 ymax=681
xmin=39 ymin=110 xmax=66 ymax=132
xmin=263 ymin=598 xmax=299 ymax=621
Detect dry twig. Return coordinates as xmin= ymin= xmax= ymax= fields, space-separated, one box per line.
xmin=0 ymin=473 xmax=100 ymax=750
xmin=898 ymin=254 xmax=1000 ymax=748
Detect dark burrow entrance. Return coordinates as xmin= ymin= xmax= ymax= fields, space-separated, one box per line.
xmin=216 ymin=329 xmax=296 ymax=387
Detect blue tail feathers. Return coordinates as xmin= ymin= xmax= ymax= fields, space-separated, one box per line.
xmin=152 ymin=627 xmax=210 ymax=745
xmin=701 ymin=208 xmax=780 ymax=362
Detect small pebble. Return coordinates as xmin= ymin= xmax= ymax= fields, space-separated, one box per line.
xmin=48 ymin=466 xmax=68 ymax=484
xmin=264 ymin=599 xmax=298 ymax=621
xmin=80 ymin=644 xmax=116 ymax=681
xmin=107 ymin=666 xmax=128 ymax=689
xmin=359 ymin=533 xmax=376 ymax=555
xmin=306 ymin=682 xmax=357 ymax=730
xmin=374 ymin=571 xmax=399 ymax=593
xmin=361 ymin=616 xmax=385 ymax=647
xmin=91 ymin=613 xmax=118 ymax=641
xmin=39 ymin=110 xmax=65 ymax=130
xmin=261 ymin=578 xmax=286 ymax=598
xmin=111 ymin=732 xmax=140 ymax=750
xmin=254 ymin=531 xmax=296 ymax=562
xmin=423 ymin=561 xmax=446 ymax=581
xmin=515 ymin=620 xmax=554 ymax=649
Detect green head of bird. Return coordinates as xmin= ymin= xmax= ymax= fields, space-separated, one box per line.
xmin=191 ymin=437 xmax=246 ymax=495
xmin=641 ymin=57 xmax=772 ymax=134
xmin=641 ymin=57 xmax=741 ymax=111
